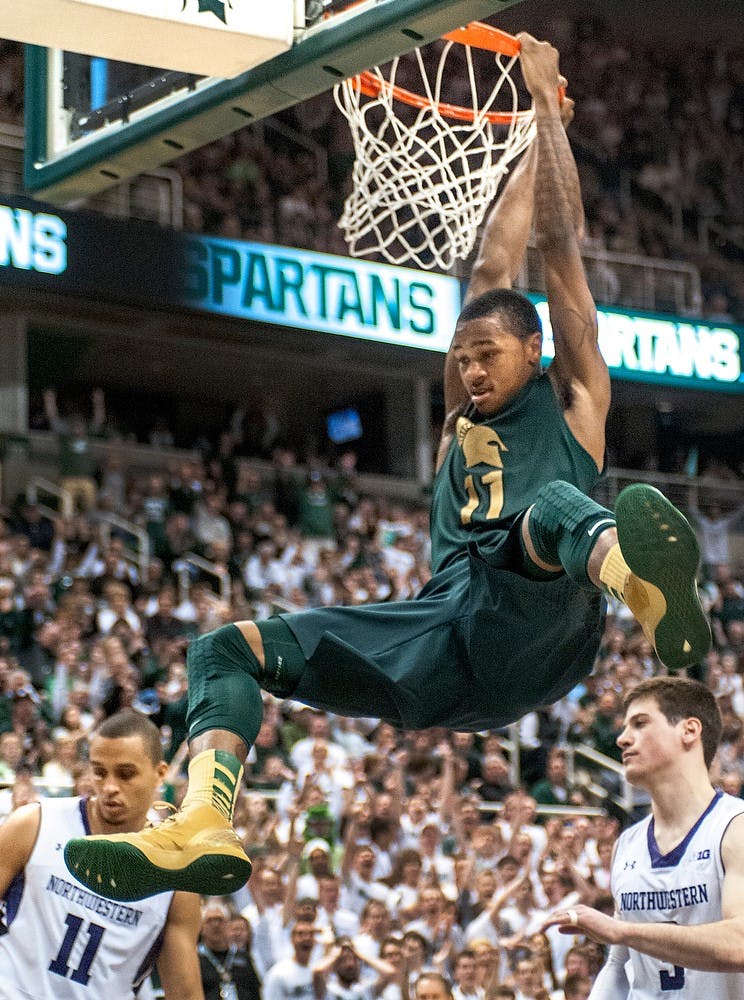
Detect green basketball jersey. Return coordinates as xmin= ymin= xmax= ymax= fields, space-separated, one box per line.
xmin=431 ymin=371 xmax=602 ymax=573
xmin=280 ymin=371 xmax=607 ymax=733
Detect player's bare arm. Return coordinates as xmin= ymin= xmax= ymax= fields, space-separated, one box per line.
xmin=518 ymin=33 xmax=610 ymax=469
xmin=157 ymin=890 xmax=205 ymax=1000
xmin=465 ymin=142 xmax=538 ymax=306
xmin=437 ymin=140 xmax=539 ymax=473
xmin=0 ymin=803 xmax=40 ymax=897
xmin=437 ymin=65 xmax=581 ymax=475
xmin=543 ymin=813 xmax=744 ymax=973
xmin=464 ymin=74 xmax=577 ymax=308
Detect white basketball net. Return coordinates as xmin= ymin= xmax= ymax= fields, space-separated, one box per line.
xmin=334 ymin=40 xmax=536 ymax=271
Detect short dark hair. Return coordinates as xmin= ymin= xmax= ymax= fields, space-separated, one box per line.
xmin=496 ymin=854 xmax=519 ymax=870
xmin=95 ymin=709 xmax=163 ymax=766
xmin=370 ymin=816 xmax=397 ymax=839
xmin=457 ymin=288 xmax=541 ymax=341
xmin=623 ymin=677 xmax=722 ymax=769
xmin=564 ymin=974 xmax=593 ymax=999
xmin=402 ymin=929 xmax=427 ymax=952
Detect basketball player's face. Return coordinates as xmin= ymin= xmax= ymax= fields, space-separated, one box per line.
xmin=87 ymin=735 xmax=166 ymax=833
xmin=617 ymin=697 xmax=682 ymax=785
xmin=453 ymin=317 xmax=541 ymax=416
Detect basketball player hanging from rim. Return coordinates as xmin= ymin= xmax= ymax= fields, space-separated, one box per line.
xmin=65 ymin=34 xmax=712 ymax=902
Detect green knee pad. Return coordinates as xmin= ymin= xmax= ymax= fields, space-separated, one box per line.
xmin=186 ymin=623 xmax=266 ymax=747
xmin=526 ymin=480 xmax=615 ymax=588
xmin=256 ymin=617 xmax=307 ymax=697
xmin=186 ymin=619 xmax=308 ymax=748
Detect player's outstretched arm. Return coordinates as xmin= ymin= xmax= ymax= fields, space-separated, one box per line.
xmin=437 ymin=110 xmax=542 ymax=470
xmin=464 ymin=140 xmax=538 ymax=305
xmin=436 ymin=64 xmax=580 ymax=472
xmin=464 ymin=78 xmax=578 ymax=307
xmin=157 ymin=891 xmax=204 ymax=1000
xmin=543 ymin=814 xmax=744 ymax=973
xmin=518 ymin=34 xmax=610 ymax=458
xmin=0 ymin=803 xmax=40 ymax=897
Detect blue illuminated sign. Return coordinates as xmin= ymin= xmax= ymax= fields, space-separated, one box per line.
xmin=178 ymin=236 xmax=460 ymax=352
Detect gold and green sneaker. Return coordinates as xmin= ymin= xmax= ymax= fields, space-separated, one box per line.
xmin=64 ymin=803 xmax=252 ymax=901
xmin=610 ymin=483 xmax=711 ymax=672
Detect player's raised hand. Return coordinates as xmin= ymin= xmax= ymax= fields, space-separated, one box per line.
xmin=517 ymin=33 xmax=561 ymax=104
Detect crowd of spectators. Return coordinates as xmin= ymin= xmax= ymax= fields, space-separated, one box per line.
xmin=2 ymin=385 xmax=744 ymax=998
xmin=547 ymin=14 xmax=744 ymax=321
xmin=2 ymin=8 xmax=744 ymax=996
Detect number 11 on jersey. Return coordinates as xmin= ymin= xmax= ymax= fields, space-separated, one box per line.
xmin=461 ymin=470 xmax=505 ymax=524
xmin=49 ymin=914 xmax=105 ymax=985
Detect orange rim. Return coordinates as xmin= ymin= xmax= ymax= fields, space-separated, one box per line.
xmin=351 ymin=21 xmax=530 ymax=125
xmin=441 ymin=22 xmax=521 ymax=56
xmin=355 ymin=71 xmax=531 ymax=124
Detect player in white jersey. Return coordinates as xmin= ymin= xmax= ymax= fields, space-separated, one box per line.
xmin=0 ymin=709 xmax=203 ymax=999
xmin=542 ymin=676 xmax=744 ymax=998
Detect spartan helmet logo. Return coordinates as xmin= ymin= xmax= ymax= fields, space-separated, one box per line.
xmin=182 ymin=0 xmax=232 ymax=24
xmin=456 ymin=417 xmax=507 ymax=469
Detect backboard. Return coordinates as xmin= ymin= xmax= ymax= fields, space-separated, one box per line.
xmin=23 ymin=0 xmax=526 ymax=204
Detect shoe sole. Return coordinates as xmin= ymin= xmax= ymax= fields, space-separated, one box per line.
xmin=64 ymin=839 xmax=252 ymax=901
xmin=615 ymin=483 xmax=711 ymax=672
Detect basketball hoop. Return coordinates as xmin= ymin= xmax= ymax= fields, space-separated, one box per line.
xmin=334 ymin=22 xmax=535 ymax=272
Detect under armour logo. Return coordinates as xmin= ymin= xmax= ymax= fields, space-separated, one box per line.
xmin=623 ymin=860 xmax=636 ymax=870
xmin=182 ymin=0 xmax=232 ymax=24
